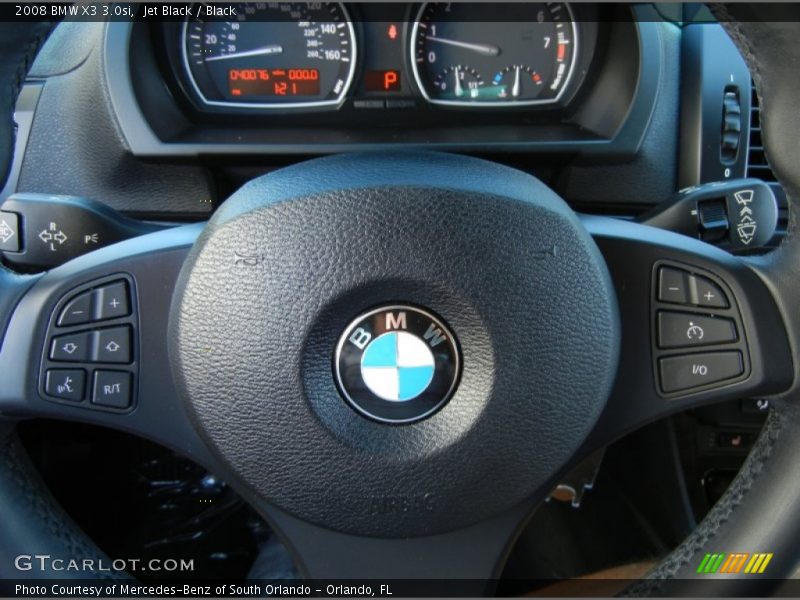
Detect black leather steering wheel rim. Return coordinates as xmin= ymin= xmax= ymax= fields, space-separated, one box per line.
xmin=0 ymin=20 xmax=119 ymax=581
xmin=0 ymin=6 xmax=799 ymax=594
xmin=628 ymin=5 xmax=800 ymax=594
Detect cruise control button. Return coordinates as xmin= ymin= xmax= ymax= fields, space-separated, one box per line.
xmin=45 ymin=369 xmax=85 ymax=401
xmin=57 ymin=291 xmax=92 ymax=326
xmin=50 ymin=331 xmax=92 ymax=361
xmin=658 ymin=267 xmax=690 ymax=304
xmin=660 ymin=352 xmax=743 ymax=393
xmin=657 ymin=312 xmax=737 ymax=348
xmin=92 ymin=327 xmax=131 ymax=363
xmin=691 ymin=275 xmax=729 ymax=309
xmin=92 ymin=370 xmax=131 ymax=408
xmin=93 ymin=281 xmax=129 ymax=321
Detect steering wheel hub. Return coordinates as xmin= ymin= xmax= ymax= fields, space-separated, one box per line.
xmin=168 ymin=152 xmax=620 ymax=536
xmin=334 ymin=304 xmax=461 ymax=424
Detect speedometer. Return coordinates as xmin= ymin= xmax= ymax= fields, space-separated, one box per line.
xmin=410 ymin=3 xmax=578 ymax=107
xmin=182 ymin=3 xmax=356 ymax=109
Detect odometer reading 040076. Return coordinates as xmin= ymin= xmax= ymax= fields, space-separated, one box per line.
xmin=182 ymin=3 xmax=356 ymax=109
xmin=410 ymin=3 xmax=578 ymax=107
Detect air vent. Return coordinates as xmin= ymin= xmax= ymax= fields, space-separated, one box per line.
xmin=747 ymin=84 xmax=776 ymax=182
xmin=746 ymin=83 xmax=788 ymax=247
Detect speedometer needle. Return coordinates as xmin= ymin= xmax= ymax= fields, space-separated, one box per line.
xmin=426 ymin=35 xmax=500 ymax=57
xmin=205 ymin=45 xmax=284 ymax=62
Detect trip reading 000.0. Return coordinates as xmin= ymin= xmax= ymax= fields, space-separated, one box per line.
xmin=228 ymin=68 xmax=321 ymax=97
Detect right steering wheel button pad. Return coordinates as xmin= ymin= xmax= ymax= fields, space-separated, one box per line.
xmin=653 ymin=262 xmax=749 ymax=397
xmin=39 ymin=275 xmax=137 ymax=411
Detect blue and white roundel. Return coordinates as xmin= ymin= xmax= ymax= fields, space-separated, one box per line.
xmin=336 ymin=305 xmax=460 ymax=423
xmin=360 ymin=331 xmax=435 ymax=401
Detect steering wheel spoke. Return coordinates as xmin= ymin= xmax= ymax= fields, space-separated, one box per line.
xmin=0 ymin=224 xmax=221 ymax=471
xmin=255 ymin=498 xmax=534 ymax=585
xmin=1 ymin=4 xmax=800 ymax=590
xmin=581 ymin=214 xmax=793 ymax=450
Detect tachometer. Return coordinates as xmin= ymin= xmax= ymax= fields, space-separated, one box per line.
xmin=410 ymin=3 xmax=578 ymax=107
xmin=182 ymin=3 xmax=356 ymax=109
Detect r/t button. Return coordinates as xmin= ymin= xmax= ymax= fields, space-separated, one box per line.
xmin=92 ymin=371 xmax=131 ymax=409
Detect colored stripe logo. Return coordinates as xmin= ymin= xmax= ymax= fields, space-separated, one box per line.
xmin=696 ymin=552 xmax=773 ymax=574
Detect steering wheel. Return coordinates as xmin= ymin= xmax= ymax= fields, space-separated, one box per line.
xmin=1 ymin=6 xmax=800 ymax=595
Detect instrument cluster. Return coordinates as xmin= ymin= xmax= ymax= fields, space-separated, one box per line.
xmin=176 ymin=2 xmax=585 ymax=112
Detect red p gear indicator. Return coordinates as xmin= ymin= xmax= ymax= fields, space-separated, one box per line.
xmin=383 ymin=70 xmax=398 ymax=90
xmin=365 ymin=69 xmax=402 ymax=92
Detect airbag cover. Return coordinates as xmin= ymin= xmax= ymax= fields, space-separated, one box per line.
xmin=169 ymin=152 xmax=619 ymax=537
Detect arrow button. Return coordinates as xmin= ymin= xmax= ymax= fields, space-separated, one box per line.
xmin=92 ymin=327 xmax=131 ymax=364
xmin=50 ymin=332 xmax=91 ymax=362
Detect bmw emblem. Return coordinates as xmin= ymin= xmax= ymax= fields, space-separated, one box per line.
xmin=334 ymin=305 xmax=460 ymax=424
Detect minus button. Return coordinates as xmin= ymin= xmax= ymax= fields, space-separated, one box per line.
xmin=57 ymin=291 xmax=93 ymax=327
xmin=658 ymin=267 xmax=691 ymax=305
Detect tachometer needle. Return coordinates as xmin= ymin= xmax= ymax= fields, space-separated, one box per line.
xmin=205 ymin=45 xmax=284 ymax=62
xmin=426 ymin=36 xmax=500 ymax=57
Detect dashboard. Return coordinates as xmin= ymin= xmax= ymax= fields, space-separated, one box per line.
xmin=3 ymin=4 xmax=783 ymax=583
xmin=14 ymin=5 xmax=760 ymax=221
xmin=107 ymin=2 xmax=661 ymax=157
xmin=175 ymin=2 xmax=581 ymax=111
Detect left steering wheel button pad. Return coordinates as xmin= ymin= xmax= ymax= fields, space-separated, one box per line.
xmin=39 ymin=275 xmax=138 ymax=411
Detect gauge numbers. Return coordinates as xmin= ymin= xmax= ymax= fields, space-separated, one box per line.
xmin=410 ymin=3 xmax=578 ymax=107
xmin=182 ymin=2 xmax=356 ymax=109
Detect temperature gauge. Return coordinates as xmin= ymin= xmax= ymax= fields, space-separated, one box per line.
xmin=492 ymin=66 xmax=544 ymax=100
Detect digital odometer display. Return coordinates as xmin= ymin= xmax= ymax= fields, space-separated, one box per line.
xmin=228 ymin=68 xmax=321 ymax=97
xmin=182 ymin=3 xmax=356 ymax=109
